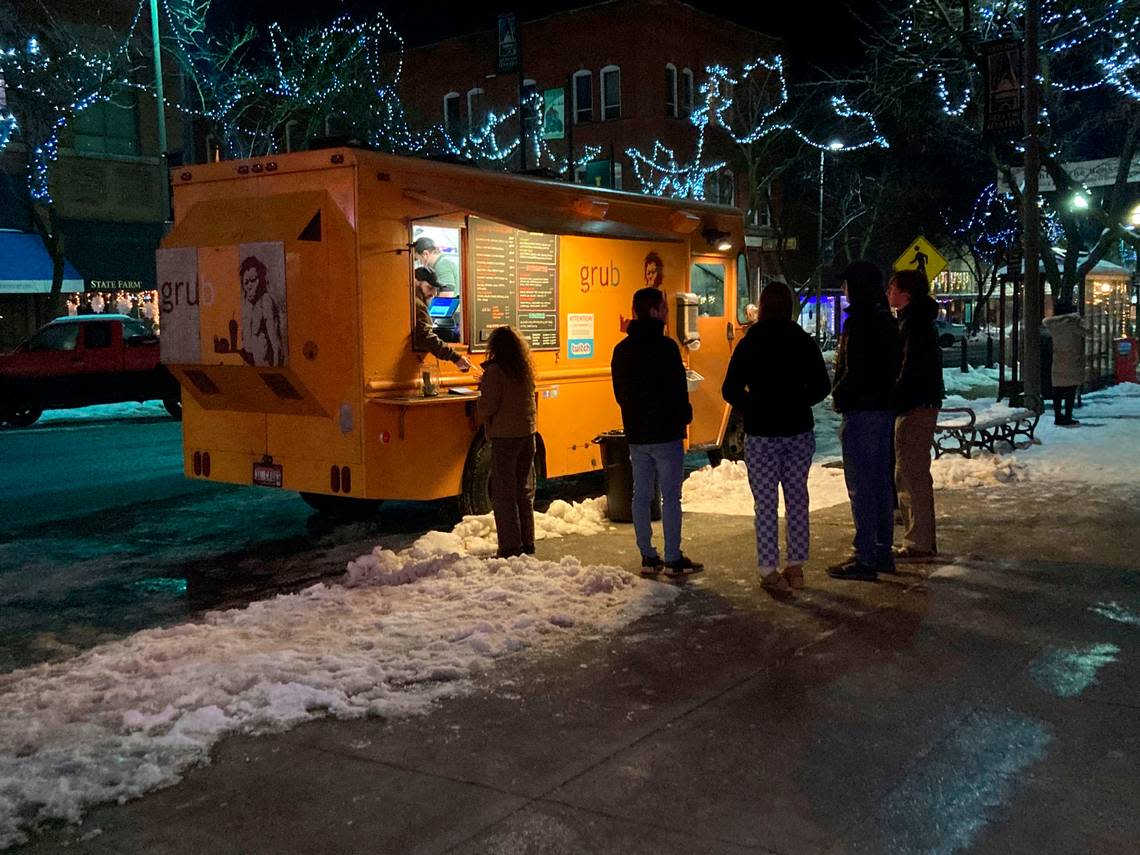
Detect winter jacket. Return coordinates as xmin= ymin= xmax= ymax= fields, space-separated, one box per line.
xmin=610 ymin=318 xmax=692 ymax=444
xmin=892 ymin=296 xmax=944 ymax=412
xmin=1042 ymin=313 xmax=1086 ymax=387
xmin=831 ymin=300 xmax=901 ymax=413
xmin=721 ymin=318 xmax=831 ymax=437
xmin=478 ymin=362 xmax=536 ymax=439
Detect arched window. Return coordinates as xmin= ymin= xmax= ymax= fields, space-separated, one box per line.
xmin=467 ymin=88 xmax=485 ymax=133
xmin=521 ymin=79 xmax=538 ymax=140
xmin=680 ymin=68 xmax=694 ymax=118
xmin=443 ymin=92 xmax=461 ymax=136
xmin=601 ymin=65 xmax=621 ymax=120
xmin=572 ymin=70 xmax=592 ymax=124
xmin=665 ymin=63 xmax=677 ymax=118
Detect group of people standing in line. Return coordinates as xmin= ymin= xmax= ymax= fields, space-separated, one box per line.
xmin=456 ymin=260 xmax=949 ymax=587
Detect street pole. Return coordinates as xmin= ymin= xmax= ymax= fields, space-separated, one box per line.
xmin=1021 ymin=0 xmax=1043 ymax=412
xmin=815 ymin=148 xmax=824 ymax=341
xmin=148 ymin=0 xmax=169 ymax=222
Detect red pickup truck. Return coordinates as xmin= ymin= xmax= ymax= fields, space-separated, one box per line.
xmin=0 ymin=315 xmax=181 ymax=427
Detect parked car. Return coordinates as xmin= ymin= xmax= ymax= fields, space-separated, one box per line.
xmin=935 ymin=318 xmax=968 ymax=347
xmin=0 ymin=315 xmax=181 ymax=427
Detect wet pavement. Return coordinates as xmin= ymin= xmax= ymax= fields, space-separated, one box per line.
xmin=19 ymin=478 xmax=1140 ymax=854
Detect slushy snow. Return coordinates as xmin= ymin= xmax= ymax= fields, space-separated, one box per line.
xmin=2 ymin=379 xmax=1138 ymax=848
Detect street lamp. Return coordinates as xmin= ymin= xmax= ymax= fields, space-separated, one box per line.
xmin=815 ymin=140 xmax=844 ymax=341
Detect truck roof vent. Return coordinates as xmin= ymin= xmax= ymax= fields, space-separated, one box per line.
xmin=261 ymin=372 xmax=303 ymax=400
xmin=185 ymin=369 xmax=221 ymax=395
xmin=298 ymin=211 xmax=321 ymax=242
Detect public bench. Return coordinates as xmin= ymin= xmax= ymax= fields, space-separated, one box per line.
xmin=933 ymin=405 xmax=1041 ymax=459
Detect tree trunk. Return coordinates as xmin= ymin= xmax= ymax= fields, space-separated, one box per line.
xmin=31 ymin=203 xmax=67 ymax=321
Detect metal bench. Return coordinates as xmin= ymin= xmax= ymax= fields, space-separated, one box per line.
xmin=933 ymin=406 xmax=1041 ymax=459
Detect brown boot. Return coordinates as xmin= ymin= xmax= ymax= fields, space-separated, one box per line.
xmin=783 ymin=565 xmax=805 ymax=590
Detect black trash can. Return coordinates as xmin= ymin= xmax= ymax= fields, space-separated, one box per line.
xmin=594 ymin=431 xmax=661 ymax=523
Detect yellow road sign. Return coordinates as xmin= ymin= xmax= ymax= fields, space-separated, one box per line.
xmin=893 ymin=235 xmax=947 ymax=286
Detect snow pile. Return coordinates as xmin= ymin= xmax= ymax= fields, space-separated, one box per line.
xmin=942 ymin=365 xmax=1000 ymax=398
xmin=0 ymin=527 xmax=671 ymax=849
xmin=682 ymin=458 xmax=849 ymax=517
xmin=932 ymin=452 xmax=1028 ymax=488
xmin=36 ymin=401 xmax=170 ymax=425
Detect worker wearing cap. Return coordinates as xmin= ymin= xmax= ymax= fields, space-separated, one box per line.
xmin=413 ymin=237 xmax=460 ymax=290
xmin=413 ymin=266 xmax=471 ymax=370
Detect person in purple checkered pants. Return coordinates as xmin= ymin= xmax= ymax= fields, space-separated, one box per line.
xmin=722 ymin=281 xmax=831 ymax=594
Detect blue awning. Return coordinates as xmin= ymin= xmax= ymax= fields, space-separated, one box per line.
xmin=0 ymin=231 xmax=85 ymax=294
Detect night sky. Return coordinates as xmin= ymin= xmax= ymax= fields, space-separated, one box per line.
xmin=215 ymin=0 xmax=874 ymax=75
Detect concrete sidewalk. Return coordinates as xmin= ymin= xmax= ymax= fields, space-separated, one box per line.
xmin=22 ymin=479 xmax=1140 ymax=854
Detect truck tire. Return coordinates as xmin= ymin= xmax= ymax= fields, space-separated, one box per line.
xmin=299 ymin=492 xmax=383 ymax=517
xmin=708 ymin=409 xmax=746 ymax=465
xmin=458 ymin=433 xmax=493 ymax=517
xmin=4 ymin=407 xmax=43 ymax=428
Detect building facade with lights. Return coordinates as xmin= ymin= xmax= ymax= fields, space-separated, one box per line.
xmin=397 ymin=0 xmax=783 ymax=295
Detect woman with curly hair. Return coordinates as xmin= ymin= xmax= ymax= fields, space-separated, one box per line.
xmin=477 ymin=326 xmax=538 ymax=558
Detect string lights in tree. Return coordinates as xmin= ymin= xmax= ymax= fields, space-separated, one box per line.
xmin=627 ymin=54 xmax=888 ymax=199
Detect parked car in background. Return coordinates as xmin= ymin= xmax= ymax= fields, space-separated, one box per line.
xmin=0 ymin=315 xmax=181 ymax=427
xmin=935 ymin=318 xmax=968 ymax=347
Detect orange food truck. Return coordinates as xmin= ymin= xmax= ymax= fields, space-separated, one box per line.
xmin=157 ymin=147 xmax=749 ymax=515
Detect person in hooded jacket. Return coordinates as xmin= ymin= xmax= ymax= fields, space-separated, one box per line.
xmin=887 ymin=269 xmax=944 ymax=560
xmin=611 ymin=287 xmax=703 ymax=577
xmin=722 ymin=280 xmax=831 ymax=594
xmin=1042 ymin=303 xmax=1086 ymax=426
xmin=828 ymin=261 xmax=902 ymax=581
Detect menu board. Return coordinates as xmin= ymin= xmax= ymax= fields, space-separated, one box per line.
xmin=469 ymin=217 xmax=559 ymax=350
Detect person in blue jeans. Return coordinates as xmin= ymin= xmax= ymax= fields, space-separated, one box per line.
xmin=611 ymin=287 xmax=703 ymax=578
xmin=828 ymin=261 xmax=901 ymax=581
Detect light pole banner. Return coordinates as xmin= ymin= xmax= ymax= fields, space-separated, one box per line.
xmin=542 ymin=88 xmax=565 ymax=140
xmin=982 ymin=38 xmax=1022 ymax=138
xmin=497 ymin=14 xmax=519 ymax=74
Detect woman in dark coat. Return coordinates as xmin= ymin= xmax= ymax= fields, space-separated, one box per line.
xmin=722 ymin=281 xmax=831 ymax=593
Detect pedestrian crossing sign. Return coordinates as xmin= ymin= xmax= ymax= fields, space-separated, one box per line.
xmin=893 ymin=235 xmax=947 ymax=286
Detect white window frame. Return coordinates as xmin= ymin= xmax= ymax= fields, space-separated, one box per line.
xmin=681 ymin=68 xmax=694 ymax=118
xmin=467 ymin=87 xmax=485 ymax=133
xmin=601 ymin=64 xmax=621 ymax=121
xmin=443 ymin=92 xmax=461 ymax=135
xmin=521 ymin=78 xmax=538 ymax=138
xmin=665 ymin=63 xmax=677 ymax=118
xmin=572 ymin=70 xmax=592 ymax=124
xmin=751 ymin=200 xmax=772 ymax=228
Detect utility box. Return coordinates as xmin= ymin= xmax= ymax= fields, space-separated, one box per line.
xmin=1115 ymin=337 xmax=1138 ymax=384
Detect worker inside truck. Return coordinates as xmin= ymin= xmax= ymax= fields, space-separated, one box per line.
xmin=412 ymin=266 xmax=472 ymax=371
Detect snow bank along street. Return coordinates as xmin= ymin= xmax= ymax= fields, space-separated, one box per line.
xmin=1 ymin=382 xmax=1138 ymax=848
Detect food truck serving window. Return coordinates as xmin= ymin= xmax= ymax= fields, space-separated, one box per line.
xmin=412 ymin=222 xmax=464 ymax=345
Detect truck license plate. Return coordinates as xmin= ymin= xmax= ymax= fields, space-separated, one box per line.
xmin=253 ymin=462 xmax=283 ymax=488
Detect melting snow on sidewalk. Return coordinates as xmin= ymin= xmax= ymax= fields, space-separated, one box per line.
xmin=0 ymin=497 xmax=675 ymax=849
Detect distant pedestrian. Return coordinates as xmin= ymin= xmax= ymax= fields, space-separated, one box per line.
xmin=887 ymin=270 xmax=944 ymax=561
xmin=611 ymin=287 xmax=703 ymax=578
xmin=1042 ymin=303 xmax=1086 ymax=426
xmin=478 ymin=326 xmax=538 ymax=559
xmin=66 ymin=296 xmax=78 ymax=317
xmin=722 ymin=280 xmax=831 ymax=593
xmin=828 ymin=261 xmax=901 ymax=581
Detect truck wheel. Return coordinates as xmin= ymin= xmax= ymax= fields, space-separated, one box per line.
xmin=4 ymin=407 xmax=43 ymax=428
xmin=163 ymin=394 xmax=182 ymax=421
xmin=300 ymin=492 xmax=383 ymax=517
xmin=709 ymin=409 xmax=746 ymax=465
xmin=458 ymin=433 xmax=493 ymax=517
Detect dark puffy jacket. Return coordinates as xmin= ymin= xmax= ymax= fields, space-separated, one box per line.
xmin=611 ymin=318 xmax=692 ymax=444
xmin=832 ymin=301 xmax=901 ymax=412
xmin=892 ymin=296 xmax=944 ymax=411
xmin=721 ymin=319 xmax=831 ymax=437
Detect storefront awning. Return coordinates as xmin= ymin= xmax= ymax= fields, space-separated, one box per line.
xmin=0 ymin=231 xmax=84 ymax=294
xmin=58 ymin=218 xmax=167 ymax=292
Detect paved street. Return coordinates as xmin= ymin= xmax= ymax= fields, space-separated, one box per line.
xmin=18 ymin=475 xmax=1139 ymax=854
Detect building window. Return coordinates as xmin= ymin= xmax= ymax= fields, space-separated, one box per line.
xmin=573 ymin=70 xmax=592 ymax=124
xmin=750 ymin=200 xmax=772 ymax=228
xmin=601 ymin=65 xmax=621 ymax=120
xmin=467 ymin=88 xmax=485 ymax=132
xmin=443 ymin=92 xmax=461 ymax=136
xmin=665 ymin=64 xmax=677 ymax=118
xmin=521 ymin=79 xmax=538 ymax=141
xmin=707 ymin=168 xmax=735 ymax=206
xmin=73 ymin=92 xmax=139 ymax=156
xmin=680 ymin=68 xmax=694 ymax=118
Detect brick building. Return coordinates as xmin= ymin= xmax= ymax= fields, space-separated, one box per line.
xmin=399 ymin=0 xmax=782 ymax=296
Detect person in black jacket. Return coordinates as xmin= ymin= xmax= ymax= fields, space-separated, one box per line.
xmin=611 ymin=287 xmax=702 ymax=577
xmin=722 ymin=280 xmax=831 ymax=593
xmin=828 ymin=261 xmax=901 ymax=581
xmin=888 ymin=269 xmax=944 ymax=560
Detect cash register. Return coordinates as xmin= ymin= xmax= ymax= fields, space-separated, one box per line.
xmin=427 ymin=295 xmax=460 ymax=342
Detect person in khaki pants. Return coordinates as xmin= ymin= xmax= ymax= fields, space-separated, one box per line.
xmin=887 ymin=270 xmax=944 ymax=561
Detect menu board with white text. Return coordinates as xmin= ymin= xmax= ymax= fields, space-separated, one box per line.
xmin=469 ymin=217 xmax=558 ymax=350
